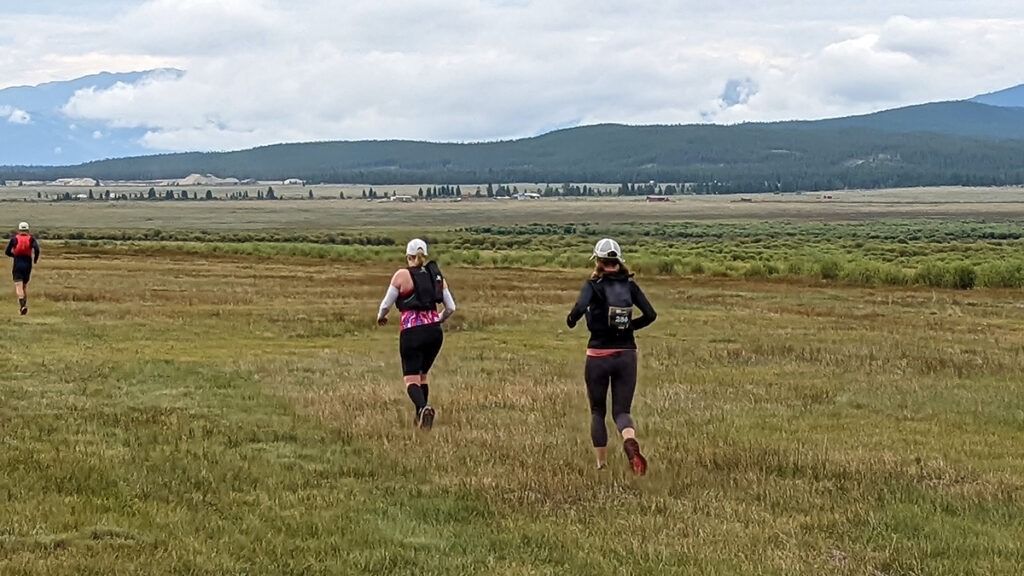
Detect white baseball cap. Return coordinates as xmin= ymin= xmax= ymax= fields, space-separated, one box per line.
xmin=406 ymin=238 xmax=428 ymax=256
xmin=18 ymin=221 xmax=29 ymax=231
xmin=592 ymin=238 xmax=624 ymax=262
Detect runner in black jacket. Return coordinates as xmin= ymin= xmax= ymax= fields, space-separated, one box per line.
xmin=567 ymin=238 xmax=657 ymax=474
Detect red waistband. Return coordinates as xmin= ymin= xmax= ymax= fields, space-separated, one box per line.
xmin=586 ymin=348 xmax=633 ymax=358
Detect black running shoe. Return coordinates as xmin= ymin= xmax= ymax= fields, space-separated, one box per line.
xmin=419 ymin=406 xmax=435 ymax=430
xmin=624 ymin=438 xmax=647 ymax=476
xmin=20 ymin=306 xmax=27 ymax=316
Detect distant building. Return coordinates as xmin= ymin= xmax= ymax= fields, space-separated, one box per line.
xmin=390 ymin=195 xmax=414 ymax=203
xmin=645 ymin=195 xmax=670 ymax=202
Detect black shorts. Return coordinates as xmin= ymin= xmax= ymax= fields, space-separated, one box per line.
xmin=399 ymin=323 xmax=444 ymax=376
xmin=12 ymin=263 xmax=31 ymax=284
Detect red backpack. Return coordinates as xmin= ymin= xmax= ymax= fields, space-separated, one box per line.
xmin=12 ymin=234 xmax=33 ymax=257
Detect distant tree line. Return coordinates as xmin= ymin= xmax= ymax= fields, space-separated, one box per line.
xmin=7 ymin=123 xmax=1024 ymax=193
xmin=39 ymin=186 xmax=295 ymax=202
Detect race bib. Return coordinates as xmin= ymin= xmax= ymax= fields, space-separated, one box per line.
xmin=608 ymin=306 xmax=632 ymax=330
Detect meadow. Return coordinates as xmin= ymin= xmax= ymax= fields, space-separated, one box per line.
xmin=5 ymin=184 xmax=1024 ymax=227
xmin=2 ymin=188 xmax=1023 ymax=574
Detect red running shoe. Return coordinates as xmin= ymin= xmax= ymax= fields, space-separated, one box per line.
xmin=624 ymin=438 xmax=647 ymax=476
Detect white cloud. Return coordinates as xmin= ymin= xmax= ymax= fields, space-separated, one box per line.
xmin=1 ymin=105 xmax=32 ymax=124
xmin=710 ymin=15 xmax=1024 ymax=124
xmin=4 ymin=2 xmax=1024 ymax=153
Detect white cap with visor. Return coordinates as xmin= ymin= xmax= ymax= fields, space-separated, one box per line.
xmin=406 ymin=238 xmax=428 ymax=256
xmin=592 ymin=238 xmax=624 ymax=262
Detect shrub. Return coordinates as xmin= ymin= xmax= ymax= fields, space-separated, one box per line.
xmin=877 ymin=264 xmax=910 ymax=286
xmin=840 ymin=260 xmax=882 ymax=286
xmin=914 ymin=261 xmax=951 ymax=288
xmin=817 ymin=257 xmax=842 ymax=281
xmin=461 ymin=250 xmax=482 ymax=266
xmin=743 ymin=262 xmax=770 ymax=279
xmin=656 ymin=258 xmax=677 ymax=275
xmin=976 ymin=260 xmax=1024 ymax=288
xmin=949 ymin=262 xmax=976 ymax=290
xmin=683 ymin=258 xmax=706 ymax=275
xmin=783 ymin=258 xmax=813 ymax=277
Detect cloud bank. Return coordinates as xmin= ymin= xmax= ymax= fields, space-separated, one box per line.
xmin=3 ymin=1 xmax=1024 ymax=153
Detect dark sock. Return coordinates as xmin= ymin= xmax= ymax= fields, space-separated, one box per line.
xmin=421 ymin=383 xmax=429 ymax=404
xmin=407 ymin=384 xmax=427 ymax=411
xmin=19 ymin=298 xmax=26 ymax=308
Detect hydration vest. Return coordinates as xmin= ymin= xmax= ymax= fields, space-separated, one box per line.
xmin=594 ymin=274 xmax=634 ymax=330
xmin=396 ymin=261 xmax=444 ymax=311
xmin=12 ymin=234 xmax=33 ymax=257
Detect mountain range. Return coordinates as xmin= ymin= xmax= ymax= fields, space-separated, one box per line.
xmin=0 ymin=70 xmax=185 ymax=166
xmin=4 ymin=71 xmax=1024 ymax=192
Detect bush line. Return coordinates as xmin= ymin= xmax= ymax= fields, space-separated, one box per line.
xmin=63 ymin=238 xmax=1024 ymax=290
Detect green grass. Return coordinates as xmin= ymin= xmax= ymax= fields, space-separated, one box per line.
xmin=2 ymin=248 xmax=1023 ymax=574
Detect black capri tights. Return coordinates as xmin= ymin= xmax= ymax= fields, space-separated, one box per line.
xmin=399 ymin=323 xmax=444 ymax=377
xmin=584 ymin=350 xmax=638 ymax=447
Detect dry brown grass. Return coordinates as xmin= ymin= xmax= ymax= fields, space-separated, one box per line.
xmin=2 ymin=246 xmax=1022 ymax=574
xmin=5 ymin=185 xmax=1024 ymax=231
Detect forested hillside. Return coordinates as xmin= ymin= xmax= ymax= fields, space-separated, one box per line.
xmin=5 ymin=101 xmax=1024 ymax=193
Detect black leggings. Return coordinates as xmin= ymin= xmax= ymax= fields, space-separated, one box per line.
xmin=584 ymin=350 xmax=638 ymax=447
xmin=399 ymin=323 xmax=444 ymax=376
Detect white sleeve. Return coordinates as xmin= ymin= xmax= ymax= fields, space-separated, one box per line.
xmin=378 ymin=285 xmax=400 ymax=320
xmin=440 ymin=288 xmax=456 ymax=322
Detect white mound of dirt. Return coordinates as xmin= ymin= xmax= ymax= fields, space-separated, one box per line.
xmin=174 ymin=173 xmax=240 ymax=186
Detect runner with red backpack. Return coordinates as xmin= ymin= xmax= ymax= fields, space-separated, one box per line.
xmin=5 ymin=222 xmax=40 ymax=316
xmin=376 ymin=239 xmax=457 ymax=430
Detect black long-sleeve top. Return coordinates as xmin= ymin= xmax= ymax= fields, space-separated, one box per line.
xmin=5 ymin=235 xmax=40 ymax=265
xmin=566 ymin=272 xmax=657 ymax=349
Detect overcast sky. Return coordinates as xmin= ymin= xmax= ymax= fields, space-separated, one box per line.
xmin=2 ymin=0 xmax=1023 ymax=153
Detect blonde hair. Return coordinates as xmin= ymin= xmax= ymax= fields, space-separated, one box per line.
xmin=591 ymin=259 xmax=628 ymax=279
xmin=408 ymin=250 xmax=428 ymax=267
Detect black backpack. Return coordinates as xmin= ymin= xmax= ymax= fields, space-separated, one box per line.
xmin=398 ymin=261 xmax=444 ymax=311
xmin=594 ymin=275 xmax=633 ymax=330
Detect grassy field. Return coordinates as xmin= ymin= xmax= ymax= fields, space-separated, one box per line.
xmin=1 ymin=244 xmax=1023 ymax=574
xmin=2 ymin=190 xmax=1024 ymax=574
